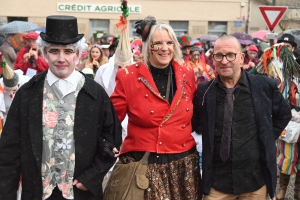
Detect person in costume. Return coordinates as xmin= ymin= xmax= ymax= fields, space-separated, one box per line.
xmin=243 ymin=44 xmax=260 ymax=71
xmin=277 ymin=33 xmax=297 ymax=54
xmin=186 ymin=46 xmax=215 ymax=85
xmin=14 ymin=32 xmax=48 ymax=77
xmin=179 ymin=34 xmax=192 ymax=65
xmin=0 ymin=53 xmax=31 ymax=200
xmin=0 ymin=35 xmax=16 ymax=69
xmin=268 ymin=34 xmax=300 ymax=200
xmin=0 ymin=57 xmax=30 ymax=125
xmin=0 ymin=15 xmax=122 ymax=200
xmin=110 ymin=16 xmax=202 ymax=199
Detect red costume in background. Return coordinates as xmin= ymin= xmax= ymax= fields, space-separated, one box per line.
xmin=13 ymin=32 xmax=48 ymax=75
xmin=14 ymin=47 xmax=48 ymax=75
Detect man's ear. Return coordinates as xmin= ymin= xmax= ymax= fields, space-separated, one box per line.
xmin=43 ymin=48 xmax=47 ymax=57
xmin=240 ymin=53 xmax=245 ymax=65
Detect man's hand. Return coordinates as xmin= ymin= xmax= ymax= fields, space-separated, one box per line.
xmin=73 ymin=179 xmax=88 ymax=191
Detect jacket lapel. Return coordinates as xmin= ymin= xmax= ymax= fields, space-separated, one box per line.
xmin=246 ymin=73 xmax=265 ymax=140
xmin=28 ymin=72 xmax=46 ymax=169
xmin=205 ymin=81 xmax=217 ymax=149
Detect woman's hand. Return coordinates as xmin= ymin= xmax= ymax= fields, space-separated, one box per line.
xmin=92 ymin=60 xmax=100 ymax=68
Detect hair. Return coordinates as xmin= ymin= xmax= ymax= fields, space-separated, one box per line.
xmin=86 ymin=44 xmax=104 ymax=65
xmin=36 ymin=36 xmax=88 ymax=65
xmin=214 ymin=35 xmax=243 ymax=52
xmin=85 ymin=44 xmax=106 ymax=69
xmin=142 ymin=23 xmax=183 ymax=66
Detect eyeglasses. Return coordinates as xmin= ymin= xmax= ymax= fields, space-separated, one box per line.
xmin=212 ymin=52 xmax=241 ymax=62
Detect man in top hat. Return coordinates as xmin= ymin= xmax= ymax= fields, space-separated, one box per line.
xmin=0 ymin=15 xmax=122 ymax=200
xmin=14 ymin=32 xmax=48 ymax=77
xmin=277 ymin=33 xmax=298 ymax=54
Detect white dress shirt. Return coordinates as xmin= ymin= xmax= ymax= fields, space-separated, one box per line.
xmin=46 ymin=69 xmax=84 ymax=97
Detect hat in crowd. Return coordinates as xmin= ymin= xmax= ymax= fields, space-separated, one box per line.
xmin=101 ymin=43 xmax=110 ymax=49
xmin=135 ymin=16 xmax=157 ymax=42
xmin=193 ymin=41 xmax=202 ymax=48
xmin=248 ymin=45 xmax=259 ymax=52
xmin=23 ymin=32 xmax=39 ymax=40
xmin=178 ymin=35 xmax=192 ymax=47
xmin=2 ymin=65 xmax=19 ymax=89
xmin=278 ymin=33 xmax=297 ymax=48
xmin=40 ymin=15 xmax=84 ymax=45
xmin=190 ymin=46 xmax=202 ymax=53
xmin=259 ymin=42 xmax=270 ymax=52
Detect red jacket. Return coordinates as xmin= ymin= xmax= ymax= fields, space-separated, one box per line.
xmin=111 ymin=60 xmax=197 ymax=154
xmin=14 ymin=47 xmax=48 ymax=75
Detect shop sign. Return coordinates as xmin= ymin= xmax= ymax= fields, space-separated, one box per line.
xmin=57 ymin=3 xmax=141 ymax=13
xmin=234 ymin=21 xmax=243 ymax=27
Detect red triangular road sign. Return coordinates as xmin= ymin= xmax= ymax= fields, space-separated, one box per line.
xmin=259 ymin=6 xmax=288 ymax=32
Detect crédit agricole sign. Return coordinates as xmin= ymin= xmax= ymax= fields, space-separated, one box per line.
xmin=57 ymin=3 xmax=141 ymax=13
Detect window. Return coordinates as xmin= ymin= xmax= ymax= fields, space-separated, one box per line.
xmin=169 ymin=21 xmax=188 ymax=37
xmin=208 ymin=22 xmax=227 ymax=37
xmin=7 ymin=17 xmax=28 ymax=22
xmin=129 ymin=20 xmax=140 ymax=38
xmin=89 ymin=19 xmax=109 ymax=43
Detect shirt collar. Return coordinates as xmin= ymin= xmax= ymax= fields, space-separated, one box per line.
xmin=46 ymin=69 xmax=83 ymax=86
xmin=215 ymin=68 xmax=249 ymax=88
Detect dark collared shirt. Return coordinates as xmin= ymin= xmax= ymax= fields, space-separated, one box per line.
xmin=211 ymin=69 xmax=265 ymax=195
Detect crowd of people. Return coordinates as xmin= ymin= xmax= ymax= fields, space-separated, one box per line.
xmin=0 ymin=11 xmax=299 ymax=200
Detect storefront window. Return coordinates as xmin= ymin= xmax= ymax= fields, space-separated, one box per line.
xmin=89 ymin=19 xmax=109 ymax=44
xmin=169 ymin=21 xmax=188 ymax=37
xmin=208 ymin=22 xmax=227 ymax=37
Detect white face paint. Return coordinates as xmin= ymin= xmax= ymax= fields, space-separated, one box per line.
xmin=45 ymin=44 xmax=78 ymax=79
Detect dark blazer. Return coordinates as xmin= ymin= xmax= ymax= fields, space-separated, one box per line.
xmin=0 ymin=71 xmax=122 ymax=200
xmin=192 ymin=72 xmax=291 ymax=198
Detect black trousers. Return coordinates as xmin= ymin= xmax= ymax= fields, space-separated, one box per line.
xmin=46 ymin=187 xmax=66 ymax=200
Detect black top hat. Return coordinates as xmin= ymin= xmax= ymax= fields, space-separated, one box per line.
xmin=278 ymin=33 xmax=297 ymax=48
xmin=40 ymin=15 xmax=84 ymax=45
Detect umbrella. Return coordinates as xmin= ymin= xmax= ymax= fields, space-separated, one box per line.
xmin=9 ymin=33 xmax=25 ymax=51
xmin=251 ymin=30 xmax=270 ymax=41
xmin=231 ymin=32 xmax=253 ymax=46
xmin=0 ymin=18 xmax=7 ymax=26
xmin=0 ymin=21 xmax=37 ymax=35
xmin=34 ymin=26 xmax=46 ymax=33
xmin=199 ymin=35 xmax=218 ymax=42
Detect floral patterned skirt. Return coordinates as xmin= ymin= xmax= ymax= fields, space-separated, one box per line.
xmin=120 ymin=149 xmax=202 ymax=200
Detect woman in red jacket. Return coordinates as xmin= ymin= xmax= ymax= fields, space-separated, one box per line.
xmin=14 ymin=32 xmax=48 ymax=77
xmin=110 ymin=16 xmax=202 ymax=199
